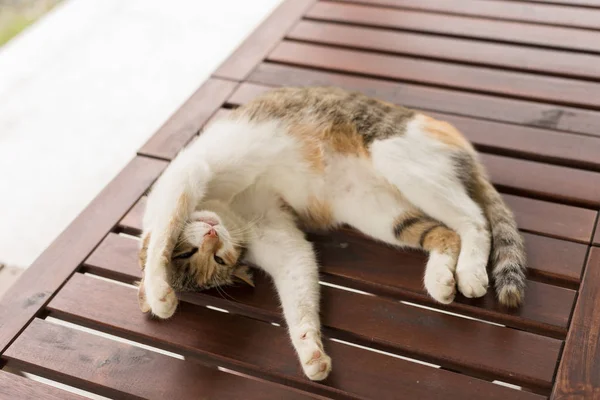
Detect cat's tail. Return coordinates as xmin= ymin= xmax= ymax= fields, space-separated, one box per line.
xmin=471 ymin=163 xmax=527 ymax=307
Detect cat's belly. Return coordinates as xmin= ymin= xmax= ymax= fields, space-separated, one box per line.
xmin=270 ymin=154 xmax=403 ymax=229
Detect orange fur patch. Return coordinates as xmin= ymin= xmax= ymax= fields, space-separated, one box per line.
xmin=417 ymin=114 xmax=472 ymax=150
xmin=421 ymin=226 xmax=461 ymax=256
xmin=301 ymin=196 xmax=334 ymax=230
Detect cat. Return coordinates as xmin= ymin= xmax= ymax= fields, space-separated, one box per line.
xmin=137 ymin=87 xmax=526 ymax=381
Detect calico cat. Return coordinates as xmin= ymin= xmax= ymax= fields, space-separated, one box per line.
xmin=137 ymin=87 xmax=526 ymax=381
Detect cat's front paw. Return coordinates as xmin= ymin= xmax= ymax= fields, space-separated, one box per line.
xmin=295 ymin=330 xmax=332 ymax=381
xmin=145 ymin=278 xmax=178 ymax=319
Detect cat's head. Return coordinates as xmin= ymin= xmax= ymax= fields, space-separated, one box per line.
xmin=139 ymin=200 xmax=253 ymax=296
xmin=169 ymin=204 xmax=253 ymax=292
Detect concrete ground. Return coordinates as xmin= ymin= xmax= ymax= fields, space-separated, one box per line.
xmin=0 ymin=0 xmax=282 ymax=287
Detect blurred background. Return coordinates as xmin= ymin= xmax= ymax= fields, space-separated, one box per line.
xmin=0 ymin=0 xmax=282 ymax=293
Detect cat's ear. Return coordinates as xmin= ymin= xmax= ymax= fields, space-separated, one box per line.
xmin=136 ymin=278 xmax=151 ymax=313
xmin=232 ymin=264 xmax=255 ymax=287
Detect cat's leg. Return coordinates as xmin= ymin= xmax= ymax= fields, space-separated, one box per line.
xmin=140 ymin=151 xmax=213 ymax=318
xmin=333 ymin=183 xmax=461 ymax=304
xmin=246 ymin=209 xmax=331 ymax=381
xmin=370 ymin=132 xmax=491 ymax=301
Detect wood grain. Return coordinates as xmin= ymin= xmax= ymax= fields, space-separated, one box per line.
xmin=138 ymin=78 xmax=238 ymax=160
xmin=0 ymin=156 xmax=167 ymax=355
xmin=0 ymin=370 xmax=86 ymax=400
xmin=552 ymin=247 xmax=600 ymax=399
xmin=269 ymin=41 xmax=600 ymax=110
xmin=248 ymin=63 xmax=600 ymax=137
xmin=213 ymin=0 xmax=317 ymax=80
xmin=4 ymin=319 xmax=317 ymax=400
xmin=307 ymin=2 xmax=600 ymax=53
xmin=289 ymin=20 xmax=600 ymax=80
xmin=480 ymin=153 xmax=600 ymax=208
xmin=47 ymin=273 xmax=545 ymax=399
xmin=336 ymin=0 xmax=600 ymax=29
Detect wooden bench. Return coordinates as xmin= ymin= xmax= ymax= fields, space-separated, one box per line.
xmin=2 ymin=1 xmax=600 ymax=398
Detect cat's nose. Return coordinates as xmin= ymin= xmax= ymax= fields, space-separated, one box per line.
xmin=205 ymin=229 xmax=218 ymax=238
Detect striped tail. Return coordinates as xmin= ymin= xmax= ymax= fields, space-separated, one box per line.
xmin=471 ymin=165 xmax=527 ymax=307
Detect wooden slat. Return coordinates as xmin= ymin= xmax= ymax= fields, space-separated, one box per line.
xmin=289 ymin=20 xmax=600 ymax=80
xmin=480 ymin=153 xmax=600 ymax=208
xmin=337 ymin=0 xmax=600 ymax=30
xmin=48 ymin=273 xmax=545 ymax=399
xmin=0 ymin=370 xmax=86 ymax=400
xmin=4 ymin=319 xmax=315 ymax=400
xmin=307 ymin=2 xmax=600 ymax=53
xmin=138 ymin=78 xmax=238 ymax=160
xmin=517 ymin=0 xmax=600 ymax=8
xmin=0 ymin=156 xmax=167 ymax=355
xmin=552 ymin=247 xmax=600 ymax=398
xmin=523 ymin=233 xmax=586 ymax=286
xmin=213 ymin=0 xmax=316 ymax=80
xmin=82 ymin=235 xmax=563 ymax=390
xmin=88 ymin=231 xmax=575 ymax=340
xmin=119 ymin=197 xmax=147 ymax=235
xmin=247 ymin=63 xmax=600 ymax=137
xmin=594 ymin=219 xmax=600 ymax=246
xmin=229 ymin=82 xmax=600 ymax=172
xmin=269 ymin=41 xmax=600 ymax=110
xmin=503 ymin=194 xmax=595 ymax=244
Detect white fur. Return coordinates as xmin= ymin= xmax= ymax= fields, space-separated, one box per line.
xmin=142 ymin=116 xmax=491 ymax=380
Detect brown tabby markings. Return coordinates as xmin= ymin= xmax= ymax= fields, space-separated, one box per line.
xmin=394 ymin=212 xmax=460 ymax=256
xmin=417 ymin=114 xmax=472 ymax=150
xmin=231 ymin=87 xmax=415 ymax=170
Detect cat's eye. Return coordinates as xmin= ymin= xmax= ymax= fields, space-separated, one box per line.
xmin=213 ymin=255 xmax=226 ymax=265
xmin=173 ymin=248 xmax=198 ymax=259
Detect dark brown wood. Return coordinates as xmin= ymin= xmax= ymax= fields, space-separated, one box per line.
xmin=552 ymin=247 xmax=600 ymax=399
xmin=248 ymin=63 xmax=600 ymax=137
xmin=0 ymin=370 xmax=86 ymax=400
xmin=594 ymin=219 xmax=600 ymax=246
xmin=82 ymin=235 xmax=564 ymax=390
xmin=213 ymin=0 xmax=317 ymax=81
xmin=289 ymin=20 xmax=600 ymax=80
xmin=138 ymin=78 xmax=238 ymax=160
xmin=503 ymin=194 xmax=596 ymax=244
xmin=228 ymin=81 xmax=600 ymax=171
xmin=336 ymin=0 xmax=600 ymax=29
xmin=512 ymin=0 xmax=600 ymax=8
xmin=269 ymin=41 xmax=600 ymax=110
xmin=118 ymin=197 xmax=147 ymax=235
xmin=307 ymin=2 xmax=600 ymax=53
xmin=0 ymin=156 xmax=166 ymax=356
xmin=480 ymin=153 xmax=600 ymax=208
xmin=87 ymin=232 xmax=575 ymax=339
xmin=47 ymin=273 xmax=545 ymax=399
xmin=4 ymin=319 xmax=317 ymax=400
